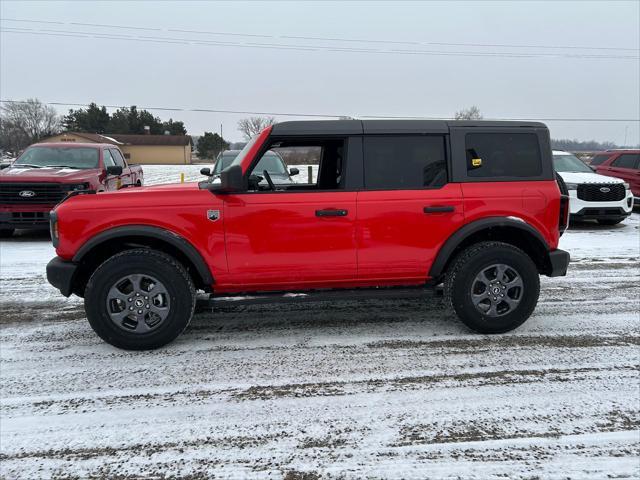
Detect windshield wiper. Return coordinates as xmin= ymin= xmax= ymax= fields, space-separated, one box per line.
xmin=47 ymin=165 xmax=80 ymax=169
xmin=13 ymin=163 xmax=42 ymax=168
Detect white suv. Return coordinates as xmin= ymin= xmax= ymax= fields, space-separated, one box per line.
xmin=553 ymin=150 xmax=633 ymax=225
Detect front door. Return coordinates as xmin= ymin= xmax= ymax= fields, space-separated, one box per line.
xmin=222 ymin=137 xmax=358 ymax=290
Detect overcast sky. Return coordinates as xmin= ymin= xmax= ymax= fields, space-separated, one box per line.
xmin=1 ymin=0 xmax=639 ymax=144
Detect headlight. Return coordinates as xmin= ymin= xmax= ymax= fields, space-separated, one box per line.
xmin=565 ymin=183 xmax=578 ymax=190
xmin=63 ymin=183 xmax=90 ymax=192
xmin=623 ymin=182 xmax=630 ymax=190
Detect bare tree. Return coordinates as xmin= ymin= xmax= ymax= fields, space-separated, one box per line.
xmin=0 ymin=99 xmax=61 ymax=154
xmin=454 ymin=106 xmax=483 ymax=120
xmin=237 ymin=116 xmax=276 ymax=140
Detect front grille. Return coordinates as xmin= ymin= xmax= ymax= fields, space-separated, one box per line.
xmin=577 ymin=183 xmax=625 ymax=202
xmin=10 ymin=211 xmax=50 ymax=224
xmin=0 ymin=183 xmax=67 ymax=205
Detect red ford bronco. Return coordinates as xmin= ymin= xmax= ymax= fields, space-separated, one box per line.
xmin=47 ymin=120 xmax=570 ymax=350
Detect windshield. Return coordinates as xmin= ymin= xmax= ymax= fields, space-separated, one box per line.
xmin=553 ymin=154 xmax=592 ymax=173
xmin=213 ymin=154 xmax=238 ymax=174
xmin=15 ymin=147 xmax=99 ymax=169
xmin=253 ymin=152 xmax=287 ymax=175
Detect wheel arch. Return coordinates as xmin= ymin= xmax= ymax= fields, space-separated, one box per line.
xmin=71 ymin=225 xmax=213 ymax=296
xmin=429 ymin=217 xmax=552 ymax=283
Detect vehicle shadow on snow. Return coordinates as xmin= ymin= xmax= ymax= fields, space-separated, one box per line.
xmin=187 ymin=295 xmax=462 ymax=337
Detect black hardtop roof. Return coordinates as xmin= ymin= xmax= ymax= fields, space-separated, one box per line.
xmin=271 ymin=119 xmax=547 ymax=136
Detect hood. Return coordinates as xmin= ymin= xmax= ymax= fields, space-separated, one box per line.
xmin=101 ymin=182 xmax=202 ymax=195
xmin=557 ymin=171 xmax=625 ymax=185
xmin=0 ymin=165 xmax=101 ymax=183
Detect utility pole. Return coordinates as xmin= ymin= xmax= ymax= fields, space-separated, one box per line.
xmin=624 ymin=125 xmax=628 ymax=147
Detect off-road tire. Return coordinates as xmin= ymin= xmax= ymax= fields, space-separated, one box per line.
xmin=84 ymin=249 xmax=196 ymax=350
xmin=597 ymin=218 xmax=624 ymax=226
xmin=0 ymin=228 xmax=14 ymax=238
xmin=445 ymin=241 xmax=540 ymax=334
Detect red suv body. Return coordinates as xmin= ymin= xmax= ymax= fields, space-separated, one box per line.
xmin=591 ymin=150 xmax=640 ymax=205
xmin=46 ymin=120 xmax=570 ymax=349
xmin=0 ymin=143 xmax=143 ymax=235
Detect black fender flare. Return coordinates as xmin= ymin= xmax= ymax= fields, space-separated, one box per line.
xmin=428 ymin=217 xmax=550 ymax=279
xmin=73 ymin=225 xmax=214 ymax=286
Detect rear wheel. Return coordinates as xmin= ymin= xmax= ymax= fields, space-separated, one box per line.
xmin=597 ymin=218 xmax=624 ymax=225
xmin=445 ymin=241 xmax=540 ymax=334
xmin=0 ymin=228 xmax=14 ymax=238
xmin=84 ymin=249 xmax=196 ymax=350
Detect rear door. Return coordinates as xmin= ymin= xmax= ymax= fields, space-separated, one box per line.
xmin=356 ymin=133 xmax=464 ymax=283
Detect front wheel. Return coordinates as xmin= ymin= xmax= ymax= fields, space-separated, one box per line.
xmin=84 ymin=249 xmax=196 ymax=350
xmin=445 ymin=241 xmax=540 ymax=334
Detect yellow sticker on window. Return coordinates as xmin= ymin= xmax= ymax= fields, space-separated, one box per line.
xmin=472 ymin=158 xmax=482 ymax=167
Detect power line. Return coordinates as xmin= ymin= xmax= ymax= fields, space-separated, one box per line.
xmin=2 ymin=17 xmax=638 ymax=52
xmin=1 ymin=26 xmax=638 ymax=60
xmin=2 ymin=99 xmax=638 ymax=122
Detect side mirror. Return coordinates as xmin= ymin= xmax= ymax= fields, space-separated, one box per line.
xmin=106 ymin=165 xmax=123 ymax=176
xmin=210 ymin=164 xmax=245 ymax=193
xmin=200 ymin=167 xmax=212 ymax=176
xmin=0 ymin=163 xmax=10 ymax=170
xmin=289 ymin=167 xmax=299 ymax=176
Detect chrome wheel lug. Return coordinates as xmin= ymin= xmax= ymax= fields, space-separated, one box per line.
xmin=128 ymin=297 xmax=132 ymax=302
xmin=137 ymin=309 xmax=143 ymax=314
xmin=129 ymin=306 xmax=133 ymax=311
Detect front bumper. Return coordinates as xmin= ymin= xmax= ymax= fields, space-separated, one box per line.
xmin=46 ymin=256 xmax=77 ymax=297
xmin=0 ymin=210 xmax=51 ymax=229
xmin=567 ymin=189 xmax=633 ymax=219
xmin=547 ymin=248 xmax=570 ymax=277
xmin=571 ymin=207 xmax=631 ymax=221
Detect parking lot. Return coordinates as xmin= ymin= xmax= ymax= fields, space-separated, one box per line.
xmin=1 ymin=194 xmax=638 ymax=478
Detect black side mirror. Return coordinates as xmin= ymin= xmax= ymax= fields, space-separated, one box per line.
xmin=289 ymin=167 xmax=299 ymax=176
xmin=210 ymin=164 xmax=245 ymax=193
xmin=106 ymin=165 xmax=123 ymax=176
xmin=200 ymin=167 xmax=212 ymax=176
xmin=0 ymin=163 xmax=10 ymax=170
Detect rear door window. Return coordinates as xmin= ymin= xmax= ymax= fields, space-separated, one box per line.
xmin=363 ymin=136 xmax=447 ymax=189
xmin=465 ymin=133 xmax=542 ymax=178
xmin=612 ymin=154 xmax=640 ymax=169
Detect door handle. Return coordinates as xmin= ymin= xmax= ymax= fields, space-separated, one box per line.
xmin=316 ymin=209 xmax=348 ymax=217
xmin=424 ymin=205 xmax=455 ymax=214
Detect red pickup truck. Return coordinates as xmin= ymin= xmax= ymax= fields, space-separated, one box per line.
xmin=0 ymin=142 xmax=143 ymax=236
xmin=47 ymin=120 xmax=570 ymax=350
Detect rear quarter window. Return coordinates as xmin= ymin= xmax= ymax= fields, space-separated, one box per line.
xmin=465 ymin=133 xmax=542 ymax=178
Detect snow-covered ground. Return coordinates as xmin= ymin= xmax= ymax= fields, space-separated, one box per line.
xmin=0 ymin=204 xmax=638 ymax=477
